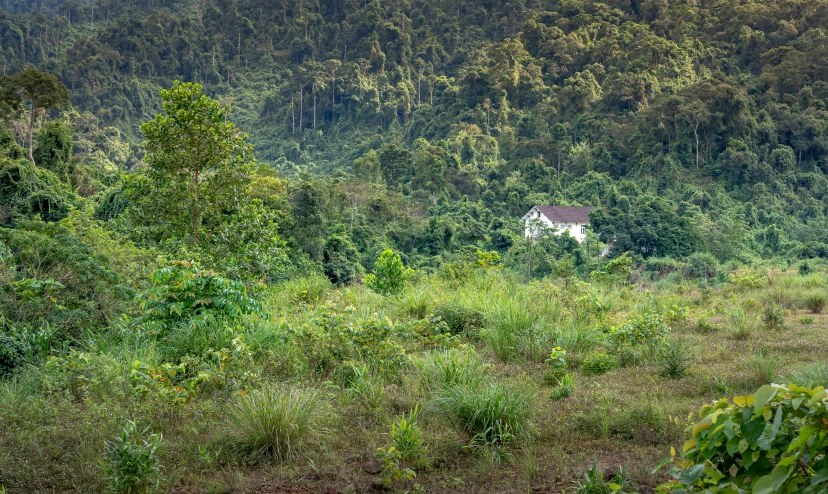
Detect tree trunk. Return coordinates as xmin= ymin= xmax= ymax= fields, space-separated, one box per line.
xmin=28 ymin=104 xmax=36 ymax=164
xmin=417 ymin=72 xmax=421 ymax=107
xmin=693 ymin=123 xmax=700 ymax=169
xmin=291 ymin=94 xmax=295 ymax=133
xmin=91 ymin=0 xmax=94 ymax=28
xmin=193 ymin=167 xmax=200 ymax=245
xmin=299 ymin=86 xmax=304 ymax=132
xmin=313 ymin=84 xmax=317 ymax=129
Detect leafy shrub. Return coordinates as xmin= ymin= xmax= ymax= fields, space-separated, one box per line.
xmin=0 ymin=218 xmax=128 ymax=334
xmin=580 ymin=352 xmax=620 ymax=376
xmin=0 ymin=333 xmax=25 ymax=377
xmin=544 ymin=347 xmax=568 ymax=381
xmin=101 ymin=421 xmax=163 ymax=494
xmin=364 ymin=249 xmax=412 ymax=296
xmin=761 ymin=304 xmax=785 ymax=330
xmin=685 ymin=252 xmax=718 ymax=283
xmin=590 ymin=253 xmax=632 ymax=285
xmin=658 ymin=384 xmax=828 ymax=493
xmin=798 ymin=261 xmax=811 ymax=276
xmin=226 ymin=385 xmax=327 ymax=458
xmin=644 ymin=257 xmax=683 ymax=277
xmin=694 ymin=316 xmax=719 ymax=334
xmin=432 ymin=381 xmax=534 ymax=447
xmin=802 ymin=290 xmax=827 ymax=314
xmin=729 ymin=270 xmax=768 ymax=289
xmin=137 ymin=261 xmax=262 ymax=330
xmin=291 ymin=308 xmax=408 ymax=377
xmin=799 ymin=315 xmax=815 ymax=325
xmin=285 ymin=272 xmax=331 ymax=305
xmin=549 ymin=373 xmax=575 ymax=401
xmin=475 ymin=250 xmax=502 ymax=270
xmin=572 ymin=459 xmax=632 ymax=494
xmin=657 ymin=339 xmax=693 ymax=379
xmin=432 ymin=302 xmax=484 ymax=335
xmin=607 ymin=313 xmax=668 ymax=351
xmin=375 ymin=405 xmax=429 ymax=488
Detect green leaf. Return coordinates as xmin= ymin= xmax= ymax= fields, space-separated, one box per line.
xmin=754 ymin=385 xmax=776 ymax=412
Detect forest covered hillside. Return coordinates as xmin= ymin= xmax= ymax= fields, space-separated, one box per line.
xmin=1 ymin=0 xmax=828 ymax=271
xmin=5 ymin=2 xmax=828 ymax=493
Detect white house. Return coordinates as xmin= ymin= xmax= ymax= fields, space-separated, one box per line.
xmin=520 ymin=205 xmax=596 ymax=242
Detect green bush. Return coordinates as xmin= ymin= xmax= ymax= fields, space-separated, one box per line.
xmin=432 ymin=302 xmax=484 ymax=335
xmin=549 ymin=373 xmax=575 ymax=400
xmin=364 ymin=249 xmax=412 ymax=296
xmin=432 ymin=381 xmax=534 ymax=447
xmin=607 ymin=313 xmax=669 ymax=351
xmin=657 ymin=339 xmax=693 ymax=379
xmin=375 ymin=405 xmax=429 ymax=488
xmin=226 ymin=385 xmax=328 ymax=458
xmin=659 ymin=384 xmax=828 ymax=493
xmin=0 ymin=333 xmax=25 ymax=377
xmin=101 ymin=421 xmax=164 ymax=494
xmin=761 ymin=304 xmax=785 ymax=330
xmin=137 ymin=261 xmax=262 ymax=330
xmin=685 ymin=252 xmax=718 ymax=282
xmin=580 ymin=352 xmax=620 ymax=376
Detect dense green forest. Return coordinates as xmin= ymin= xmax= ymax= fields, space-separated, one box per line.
xmin=2 ymin=1 xmax=828 ymax=493
xmin=3 ymin=0 xmax=828 ymax=272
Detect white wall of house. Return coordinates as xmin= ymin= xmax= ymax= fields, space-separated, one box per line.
xmin=523 ymin=209 xmax=589 ymax=242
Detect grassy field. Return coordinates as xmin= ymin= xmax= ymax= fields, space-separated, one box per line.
xmin=1 ymin=266 xmax=827 ymax=493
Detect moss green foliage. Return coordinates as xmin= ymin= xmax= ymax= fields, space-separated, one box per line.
xmin=660 ymin=384 xmax=828 ymax=493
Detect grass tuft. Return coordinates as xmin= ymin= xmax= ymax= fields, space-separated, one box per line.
xmin=432 ymin=381 xmax=535 ymax=447
xmin=226 ymin=385 xmax=329 ymax=458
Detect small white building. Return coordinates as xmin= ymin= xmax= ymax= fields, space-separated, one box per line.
xmin=520 ymin=205 xmax=596 ymax=242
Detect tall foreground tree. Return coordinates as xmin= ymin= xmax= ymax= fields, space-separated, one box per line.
xmin=140 ymin=81 xmax=253 ymax=245
xmin=0 ymin=67 xmax=69 ymax=164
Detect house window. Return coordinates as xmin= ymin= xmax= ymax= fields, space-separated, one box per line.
xmin=566 ymin=225 xmax=572 ymax=230
xmin=581 ymin=225 xmax=586 ymax=235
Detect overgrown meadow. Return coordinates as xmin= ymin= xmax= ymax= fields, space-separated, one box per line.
xmin=2 ymin=248 xmax=827 ymax=493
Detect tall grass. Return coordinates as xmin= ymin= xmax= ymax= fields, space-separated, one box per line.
xmin=801 ymin=290 xmax=827 ymax=314
xmin=485 ymin=298 xmax=537 ymax=362
xmin=555 ymin=322 xmax=602 ymax=355
xmin=432 ymin=381 xmax=535 ymax=447
xmin=726 ymin=306 xmax=758 ymax=340
xmin=787 ymin=361 xmax=828 ymax=388
xmin=226 ymin=385 xmax=329 ymax=458
xmin=414 ymin=348 xmax=489 ymax=393
xmin=396 ymin=284 xmax=437 ymax=319
xmin=743 ymin=349 xmax=779 ymax=387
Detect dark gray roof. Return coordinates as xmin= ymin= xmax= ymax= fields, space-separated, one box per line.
xmin=535 ymin=206 xmax=596 ymax=223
